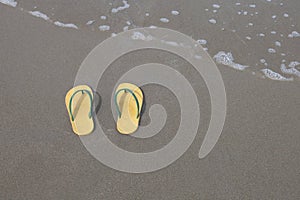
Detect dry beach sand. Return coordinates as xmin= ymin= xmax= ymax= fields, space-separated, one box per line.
xmin=0 ymin=0 xmax=300 ymax=199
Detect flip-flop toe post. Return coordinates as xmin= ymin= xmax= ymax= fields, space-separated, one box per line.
xmin=114 ymin=83 xmax=143 ymax=134
xmin=65 ymin=85 xmax=94 ymax=135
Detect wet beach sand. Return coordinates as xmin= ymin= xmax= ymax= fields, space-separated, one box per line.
xmin=0 ymin=0 xmax=299 ymax=199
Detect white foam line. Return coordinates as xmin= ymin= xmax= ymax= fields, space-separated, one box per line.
xmin=29 ymin=11 xmax=50 ymax=21
xmin=160 ymin=18 xmax=170 ymax=23
xmin=275 ymin=41 xmax=281 ymax=47
xmin=0 ymin=0 xmax=17 ymax=7
xmin=171 ymin=10 xmax=180 ymax=15
xmin=99 ymin=25 xmax=110 ymax=31
xmin=2 ymin=2 xmax=85 ymax=31
xmin=288 ymin=31 xmax=300 ymax=38
xmin=54 ymin=21 xmax=78 ymax=29
xmin=280 ymin=62 xmax=300 ymax=77
xmin=258 ymin=33 xmax=265 ymax=37
xmin=288 ymin=61 xmax=300 ymax=68
xmin=261 ymin=68 xmax=293 ymax=81
xmin=209 ymin=18 xmax=217 ymax=24
xmin=212 ymin=4 xmax=220 ymax=9
xmin=268 ymin=48 xmax=276 ymax=54
xmin=111 ymin=0 xmax=130 ymax=13
xmin=131 ymin=31 xmax=153 ymax=41
xmin=28 ymin=10 xmax=79 ymax=30
xmin=260 ymin=59 xmax=266 ymax=64
xmin=196 ymin=39 xmax=207 ymax=45
xmin=86 ymin=20 xmax=95 ymax=25
xmin=213 ymin=51 xmax=249 ymax=71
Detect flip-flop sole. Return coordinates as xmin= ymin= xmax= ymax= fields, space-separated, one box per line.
xmin=115 ymin=83 xmax=143 ymax=134
xmin=65 ymin=85 xmax=94 ymax=135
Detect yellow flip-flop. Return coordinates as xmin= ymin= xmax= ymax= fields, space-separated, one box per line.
xmin=114 ymin=83 xmax=143 ymax=134
xmin=65 ymin=85 xmax=94 ymax=135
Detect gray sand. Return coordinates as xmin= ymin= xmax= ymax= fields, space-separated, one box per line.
xmin=1 ymin=0 xmax=300 ymax=199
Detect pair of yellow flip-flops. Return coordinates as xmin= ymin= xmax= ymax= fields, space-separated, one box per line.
xmin=65 ymin=83 xmax=143 ymax=136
